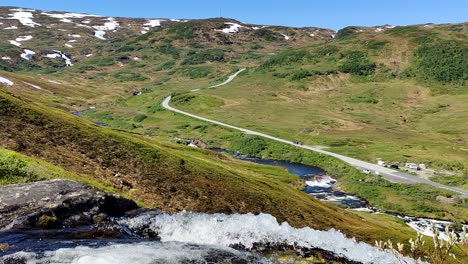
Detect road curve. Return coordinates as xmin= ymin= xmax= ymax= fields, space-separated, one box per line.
xmin=162 ymin=73 xmax=468 ymax=196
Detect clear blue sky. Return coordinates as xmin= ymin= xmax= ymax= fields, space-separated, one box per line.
xmin=1 ymin=0 xmax=467 ymax=30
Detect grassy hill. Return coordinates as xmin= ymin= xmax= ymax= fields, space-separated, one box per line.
xmin=1 ymin=7 xmax=468 ymax=254
xmin=0 ymin=87 xmax=430 ymax=246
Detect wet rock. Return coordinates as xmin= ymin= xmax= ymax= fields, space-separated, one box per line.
xmin=0 ymin=179 xmax=138 ymax=230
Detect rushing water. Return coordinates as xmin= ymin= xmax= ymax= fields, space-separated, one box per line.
xmin=211 ymin=148 xmax=467 ymax=240
xmin=212 ymin=148 xmax=368 ymax=209
xmin=1 ymin=213 xmax=412 ymax=264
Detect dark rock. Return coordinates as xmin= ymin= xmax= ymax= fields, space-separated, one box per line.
xmin=0 ymin=180 xmax=138 ymax=230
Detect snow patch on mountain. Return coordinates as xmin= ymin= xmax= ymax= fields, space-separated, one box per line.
xmin=1 ymin=56 xmax=11 ymax=60
xmin=4 ymin=26 xmax=18 ymax=30
xmin=93 ymin=18 xmax=119 ymax=39
xmin=215 ymin=22 xmax=245 ymax=34
xmin=144 ymin=19 xmax=163 ymax=27
xmin=8 ymin=10 xmax=41 ymax=27
xmin=8 ymin=40 xmax=22 ymax=47
xmin=20 ymin=49 xmax=35 ymax=60
xmin=15 ymin=35 xmax=33 ymax=42
xmin=281 ymin=33 xmax=290 ymax=40
xmin=46 ymin=50 xmax=73 ymax=66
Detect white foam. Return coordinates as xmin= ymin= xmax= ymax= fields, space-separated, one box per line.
xmin=45 ymin=50 xmax=73 ymax=66
xmin=215 ymin=22 xmax=245 ymax=34
xmin=8 ymin=10 xmax=41 ymax=27
xmin=2 ymin=242 xmax=259 ymax=264
xmin=20 ymin=49 xmax=35 ymax=60
xmin=305 ymin=176 xmax=336 ymax=188
xmin=0 ymin=76 xmax=14 ymax=86
xmin=119 ymin=212 xmax=415 ymax=264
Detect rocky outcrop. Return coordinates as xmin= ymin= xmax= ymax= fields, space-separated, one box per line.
xmin=0 ymin=179 xmax=138 ymax=230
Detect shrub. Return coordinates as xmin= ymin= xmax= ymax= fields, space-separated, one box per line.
xmin=182 ymin=49 xmax=225 ymax=65
xmin=414 ymin=40 xmax=467 ymax=85
xmin=113 ymin=72 xmax=148 ymax=82
xmin=260 ymin=50 xmax=311 ymax=69
xmin=338 ymin=51 xmax=376 ymax=75
xmin=168 ymin=21 xmax=196 ymax=39
xmin=229 ymin=135 xmax=268 ymax=156
xmin=180 ymin=66 xmax=211 ymax=79
xmin=133 ymin=114 xmax=147 ymax=122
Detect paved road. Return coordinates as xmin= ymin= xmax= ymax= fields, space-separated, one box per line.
xmin=162 ymin=72 xmax=468 ymax=196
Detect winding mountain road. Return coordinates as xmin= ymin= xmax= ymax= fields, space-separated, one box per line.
xmin=162 ymin=70 xmax=468 ymax=196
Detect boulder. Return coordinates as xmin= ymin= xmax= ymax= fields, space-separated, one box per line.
xmin=0 ymin=179 xmax=138 ymax=230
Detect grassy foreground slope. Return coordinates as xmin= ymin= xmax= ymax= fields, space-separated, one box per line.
xmin=0 ymin=88 xmax=423 ymax=243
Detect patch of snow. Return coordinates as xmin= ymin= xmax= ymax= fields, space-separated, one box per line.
xmin=281 ymin=33 xmax=290 ymax=40
xmin=45 ymin=50 xmax=73 ymax=66
xmin=119 ymin=212 xmax=417 ymax=264
xmin=385 ymin=25 xmax=395 ymax=29
xmin=141 ymin=30 xmax=148 ymax=34
xmin=188 ymin=143 xmax=198 ymax=148
xmin=8 ymin=10 xmax=41 ymax=27
xmin=68 ymin=39 xmax=77 ymax=43
xmin=331 ymin=34 xmax=336 ymax=38
xmin=15 ymin=35 xmax=33 ymax=42
xmin=190 ymin=89 xmax=200 ymax=92
xmin=41 ymin=12 xmax=100 ymax=20
xmin=132 ymin=57 xmax=140 ymax=61
xmin=94 ymin=30 xmax=106 ymax=40
xmin=65 ymin=44 xmax=74 ymax=48
xmin=310 ymin=33 xmax=315 ymax=37
xmin=170 ymin=19 xmax=188 ymax=22
xmin=45 ymin=53 xmax=60 ymax=58
xmin=47 ymin=80 xmax=62 ymax=84
xmin=0 ymin=76 xmax=14 ymax=86
xmin=85 ymin=54 xmax=93 ymax=57
xmin=20 ymin=49 xmax=35 ymax=60
xmin=68 ymin=34 xmax=81 ymax=38
xmin=251 ymin=26 xmax=260 ymax=30
xmin=9 ymin=40 xmax=22 ymax=47
xmin=58 ymin=29 xmax=67 ymax=32
xmin=4 ymin=26 xmax=18 ymax=30
xmin=144 ymin=19 xmax=163 ymax=27
xmin=93 ymin=18 xmax=119 ymax=40
xmin=1 ymin=56 xmax=11 ymax=60
xmin=215 ymin=22 xmax=245 ymax=34
xmin=423 ymin=24 xmax=434 ymax=29
xmin=375 ymin=27 xmax=383 ymax=32
xmin=82 ymin=20 xmax=91 ymax=24
xmin=23 ymin=81 xmax=41 ymax=90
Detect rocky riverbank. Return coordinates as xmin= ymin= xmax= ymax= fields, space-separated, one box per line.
xmin=0 ymin=179 xmax=138 ymax=230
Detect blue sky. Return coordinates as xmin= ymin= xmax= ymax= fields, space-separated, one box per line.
xmin=1 ymin=0 xmax=467 ymax=29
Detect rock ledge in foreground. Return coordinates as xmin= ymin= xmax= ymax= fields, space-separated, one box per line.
xmin=0 ymin=179 xmax=138 ymax=230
